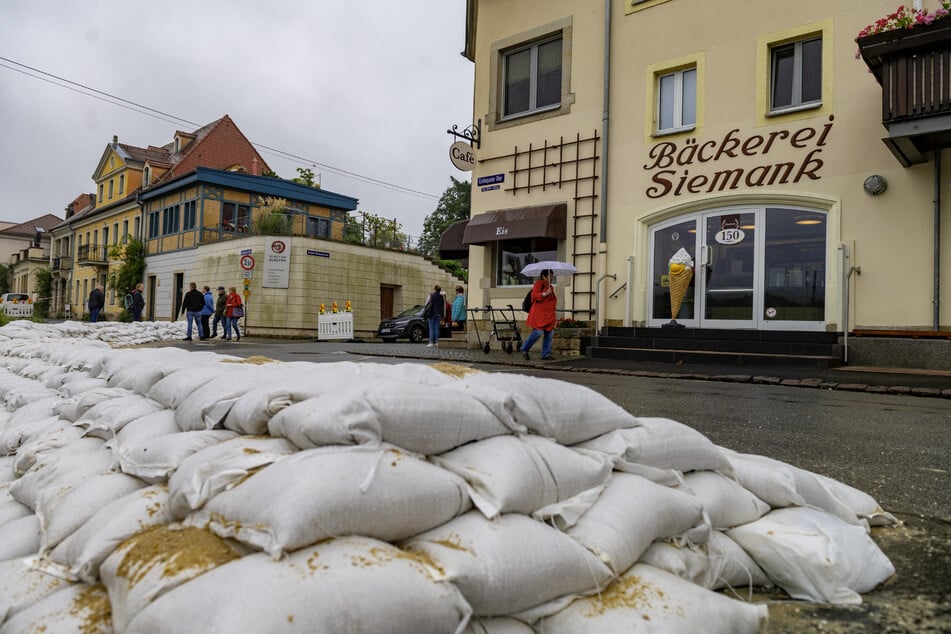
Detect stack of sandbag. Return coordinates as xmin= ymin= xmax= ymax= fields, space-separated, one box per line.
xmin=0 ymin=321 xmax=898 ymax=632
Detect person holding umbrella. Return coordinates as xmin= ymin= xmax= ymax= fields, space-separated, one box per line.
xmin=520 ymin=268 xmax=557 ymax=360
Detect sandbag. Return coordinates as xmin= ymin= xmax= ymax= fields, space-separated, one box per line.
xmin=403 ymin=510 xmax=613 ymax=617
xmin=638 ymin=530 xmax=771 ymax=590
xmin=577 ymin=417 xmax=734 ymax=484
xmin=268 ymin=382 xmax=514 ymax=455
xmin=560 ymin=472 xmax=708 ymax=575
xmin=0 ymin=415 xmax=61 ymax=457
xmin=46 ymin=484 xmax=173 ymax=583
xmin=11 ymin=422 xmax=84 ymax=476
xmin=168 ymin=435 xmax=298 ymax=519
xmin=124 ymin=537 xmax=473 ymax=634
xmin=77 ymin=394 xmax=165 ymax=439
xmin=464 ymin=618 xmax=535 ymax=634
xmin=0 ymin=455 xmax=14 ymax=482
xmin=54 ymin=386 xmax=127 ymax=421
xmin=173 ymin=365 xmax=279 ymax=431
xmin=119 ymin=429 xmax=239 ymax=484
xmin=0 ymin=483 xmax=32 ymax=525
xmin=101 ymin=525 xmax=243 ymax=633
xmin=187 ymin=445 xmax=470 ymax=558
xmin=10 ymin=443 xmax=113 ymax=511
xmin=683 ymin=471 xmax=770 ymax=529
xmin=452 ymin=373 xmax=640 ymax=444
xmin=537 ymin=563 xmax=769 ymax=633
xmin=815 ymin=473 xmax=899 ymax=527
xmin=722 ymin=448 xmax=806 ymax=508
xmin=107 ymin=409 xmax=181 ymax=464
xmin=147 ymin=364 xmax=229 ymax=409
xmin=0 ymin=558 xmax=70 ymax=623
xmin=728 ymin=506 xmax=895 ymax=604
xmin=0 ymin=583 xmax=111 ymax=634
xmin=432 ymin=434 xmax=612 ymax=518
xmin=0 ymin=514 xmax=40 ymax=561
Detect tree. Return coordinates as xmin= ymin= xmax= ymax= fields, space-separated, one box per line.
xmin=0 ymin=263 xmax=10 ymax=295
xmin=418 ymin=177 xmax=471 ymax=257
xmin=345 ymin=211 xmax=408 ymax=250
xmin=32 ymin=267 xmax=52 ymax=319
xmin=292 ymin=167 xmax=320 ymax=189
xmin=108 ymin=237 xmax=146 ymax=307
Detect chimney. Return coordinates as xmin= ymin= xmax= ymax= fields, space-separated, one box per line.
xmin=113 ymin=135 xmax=118 ymax=146
xmin=252 ymin=156 xmax=259 ymax=176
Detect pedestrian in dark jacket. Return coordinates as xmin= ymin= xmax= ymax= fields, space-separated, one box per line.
xmin=211 ymin=286 xmax=226 ymax=338
xmin=87 ymin=285 xmax=105 ymax=323
xmin=130 ymin=284 xmax=145 ymax=321
xmin=200 ymin=286 xmax=215 ymax=341
xmin=423 ymin=284 xmax=445 ymax=348
xmin=180 ymin=282 xmax=206 ymax=340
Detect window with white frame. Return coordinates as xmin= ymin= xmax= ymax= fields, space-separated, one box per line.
xmin=502 ymin=36 xmax=562 ymax=118
xmin=119 ymin=175 xmax=125 ymax=194
xmin=657 ymin=67 xmax=696 ymax=133
xmin=770 ymin=36 xmax=822 ymax=112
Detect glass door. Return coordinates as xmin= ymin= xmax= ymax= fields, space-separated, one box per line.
xmin=699 ymin=210 xmax=758 ymax=328
xmin=649 ymin=218 xmax=700 ymax=326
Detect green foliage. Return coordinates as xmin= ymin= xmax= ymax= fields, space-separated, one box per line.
xmin=253 ymin=197 xmax=293 ymax=235
xmin=117 ymin=308 xmax=133 ymax=323
xmin=32 ymin=267 xmax=52 ymax=319
xmin=261 ymin=169 xmax=281 ymax=179
xmin=419 ymin=177 xmax=471 ymax=257
xmin=436 ymin=259 xmax=468 ymax=283
xmin=0 ymin=264 xmax=10 ymax=295
xmin=108 ymin=237 xmax=146 ymax=298
xmin=292 ymin=167 xmax=320 ymax=188
xmin=348 ymin=212 xmax=408 ymax=250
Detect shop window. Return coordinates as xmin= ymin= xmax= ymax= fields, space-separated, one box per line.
xmin=657 ymin=67 xmax=696 ymax=133
xmin=497 ymin=237 xmax=558 ymax=286
xmin=763 ymin=208 xmax=825 ymax=322
xmin=502 ymin=36 xmax=562 ymax=119
xmin=770 ymin=36 xmax=822 ymax=112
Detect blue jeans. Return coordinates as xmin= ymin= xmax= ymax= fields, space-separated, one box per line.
xmin=224 ymin=316 xmax=241 ymax=339
xmin=185 ymin=311 xmax=204 ymax=338
xmin=89 ymin=308 xmax=100 ymax=323
xmin=427 ymin=316 xmax=442 ymax=344
xmin=522 ymin=328 xmax=553 ymax=358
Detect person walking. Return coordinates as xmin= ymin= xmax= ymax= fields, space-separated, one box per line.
xmin=451 ymin=285 xmax=466 ymax=331
xmin=520 ymin=269 xmax=557 ymax=360
xmin=223 ymin=286 xmax=243 ymax=341
xmin=179 ymin=282 xmax=205 ymax=341
xmin=211 ymin=286 xmax=226 ymax=338
xmin=87 ymin=284 xmax=105 ymax=323
xmin=130 ymin=283 xmax=145 ymax=321
xmin=423 ymin=284 xmax=445 ymax=348
xmin=200 ymin=286 xmax=214 ymax=341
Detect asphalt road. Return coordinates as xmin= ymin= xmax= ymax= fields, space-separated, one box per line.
xmin=154 ymin=337 xmax=951 ymax=633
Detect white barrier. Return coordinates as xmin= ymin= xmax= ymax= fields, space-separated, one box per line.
xmin=1 ymin=301 xmax=34 ymax=318
xmin=318 ymin=312 xmax=353 ymax=341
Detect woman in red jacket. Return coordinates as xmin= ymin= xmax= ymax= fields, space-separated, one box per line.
xmin=520 ymin=269 xmax=556 ymax=360
xmin=223 ymin=286 xmax=243 ymax=341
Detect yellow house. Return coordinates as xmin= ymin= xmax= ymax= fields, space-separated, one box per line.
xmin=460 ymin=0 xmax=951 ymax=368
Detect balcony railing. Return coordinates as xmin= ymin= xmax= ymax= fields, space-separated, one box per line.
xmin=857 ymin=19 xmax=951 ymax=166
xmin=76 ymin=244 xmax=109 ymax=265
xmin=53 ymin=256 xmax=72 ymax=271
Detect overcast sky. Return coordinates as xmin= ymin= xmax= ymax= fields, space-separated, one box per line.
xmin=0 ymin=0 xmax=474 ymax=238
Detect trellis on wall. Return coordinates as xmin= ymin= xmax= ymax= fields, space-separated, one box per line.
xmin=478 ymin=131 xmax=600 ymax=318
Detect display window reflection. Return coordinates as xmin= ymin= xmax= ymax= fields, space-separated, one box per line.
xmin=497 ymin=238 xmax=557 ymax=286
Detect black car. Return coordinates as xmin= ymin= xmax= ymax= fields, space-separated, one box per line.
xmin=377 ymin=305 xmax=428 ymax=343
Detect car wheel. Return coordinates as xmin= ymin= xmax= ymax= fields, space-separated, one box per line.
xmin=409 ymin=324 xmax=426 ymax=344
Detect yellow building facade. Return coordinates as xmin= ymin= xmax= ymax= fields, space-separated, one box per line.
xmin=462 ymin=0 xmax=951 ymax=366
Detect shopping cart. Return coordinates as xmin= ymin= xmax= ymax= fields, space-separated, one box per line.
xmin=468 ymin=304 xmax=524 ymax=354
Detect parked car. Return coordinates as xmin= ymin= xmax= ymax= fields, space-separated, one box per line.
xmin=377 ymin=305 xmax=428 ymax=343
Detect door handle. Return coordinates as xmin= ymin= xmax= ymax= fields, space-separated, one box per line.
xmin=698 ymin=245 xmax=712 ymax=267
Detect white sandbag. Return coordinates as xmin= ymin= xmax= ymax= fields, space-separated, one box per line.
xmin=683 ymin=471 xmax=770 ymax=529
xmin=268 ymin=382 xmax=513 ymax=454
xmin=0 ymin=583 xmax=111 ymax=634
xmin=58 ymin=377 xmax=110 ymax=397
xmin=100 ymin=525 xmax=244 ymax=633
xmin=453 ymin=373 xmax=639 ymax=444
xmin=560 ymin=472 xmax=708 ymax=575
xmin=728 ymin=506 xmax=895 ymax=604
xmin=12 ymin=422 xmax=84 ymax=476
xmin=47 ymin=484 xmax=173 ymax=583
xmin=538 ymin=563 xmax=769 ymax=634
xmin=465 ymin=618 xmax=534 ymax=634
xmin=0 ymin=416 xmax=61 ymax=457
xmin=432 ymin=434 xmax=612 ymax=518
xmin=0 ymin=514 xmax=40 ymax=560
xmin=124 ymin=536 xmax=472 ymax=634
xmin=187 ymin=445 xmax=470 ymax=558
xmin=168 ymin=435 xmax=298 ymax=519
xmin=789 ymin=465 xmax=866 ymax=527
xmin=147 ymin=365 xmax=232 ymax=409
xmin=639 ymin=530 xmax=771 ymax=590
xmin=577 ymin=417 xmax=734 ymax=484
xmin=78 ymin=394 xmax=165 ymax=439
xmin=119 ymin=429 xmax=239 ymax=484
xmin=36 ymin=472 xmax=146 ymax=553
xmin=108 ymin=409 xmax=181 ymax=463
xmin=815 ymin=473 xmax=899 ymax=527
xmin=54 ymin=385 xmax=128 ymax=421
xmin=722 ymin=448 xmax=806 ymax=508
xmin=9 ymin=395 xmax=62 ymax=426
xmin=173 ymin=365 xmax=276 ymax=430
xmin=10 ymin=443 xmax=113 ymax=511
xmin=220 ymin=375 xmax=343 ymax=435
xmin=0 ymin=558 xmax=70 ymax=623
xmin=0 ymin=455 xmax=14 ymax=482
xmin=403 ymin=511 xmax=613 ymax=618
xmin=0 ymin=483 xmax=32 ymax=525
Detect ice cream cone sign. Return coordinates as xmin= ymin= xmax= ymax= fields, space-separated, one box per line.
xmin=668 ymin=248 xmax=694 ymax=325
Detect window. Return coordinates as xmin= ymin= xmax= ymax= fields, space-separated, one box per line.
xmin=502 ymin=36 xmax=562 ymax=118
xmin=162 ymin=205 xmax=180 ymax=235
xmin=143 ymin=166 xmax=151 ymax=187
xmin=108 ymin=179 xmax=114 ymax=199
xmin=308 ymin=217 xmax=331 ymax=239
xmin=497 ymin=238 xmax=558 ymax=286
xmin=222 ymin=203 xmax=250 ymax=232
xmin=133 ymin=217 xmax=140 ymax=239
xmin=770 ymin=36 xmax=821 ymax=112
xmin=657 ymin=67 xmax=696 ymax=133
xmin=119 ymin=175 xmax=125 ymax=195
xmin=122 ymin=219 xmax=129 ymax=243
xmin=113 ymin=223 xmax=119 ymax=245
xmin=102 ymin=226 xmax=109 ymax=248
xmin=147 ymin=211 xmax=160 ymax=239
xmin=98 ymin=184 xmax=104 ymax=203
xmin=183 ymin=201 xmax=197 ymax=231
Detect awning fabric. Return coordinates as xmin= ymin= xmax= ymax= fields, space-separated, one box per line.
xmin=438 ymin=219 xmax=470 ymax=260
xmin=462 ymin=203 xmax=567 ymax=245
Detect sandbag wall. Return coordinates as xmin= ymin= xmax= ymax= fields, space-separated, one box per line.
xmin=0 ymin=321 xmax=898 ymax=633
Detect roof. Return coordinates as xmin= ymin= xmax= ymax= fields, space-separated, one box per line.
xmin=138 ymin=167 xmax=359 ymax=211
xmin=0 ymin=213 xmax=64 ymax=238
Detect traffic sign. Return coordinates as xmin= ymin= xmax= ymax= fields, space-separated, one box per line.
xmin=243 ymin=278 xmax=251 ymax=286
xmin=240 ymin=255 xmax=255 ymax=270
xmin=242 ymin=270 xmax=253 ymax=280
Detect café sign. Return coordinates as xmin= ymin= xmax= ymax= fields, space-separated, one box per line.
xmin=450 ymin=141 xmax=476 ymax=171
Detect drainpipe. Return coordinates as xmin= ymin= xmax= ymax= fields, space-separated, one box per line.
xmin=934 ymin=150 xmax=942 ymax=330
xmin=599 ymin=0 xmax=611 ymax=243
xmin=624 ymin=255 xmax=633 ymax=326
xmin=594 ymin=273 xmax=617 ymax=347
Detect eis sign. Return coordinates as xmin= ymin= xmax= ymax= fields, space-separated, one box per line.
xmin=643 ymin=115 xmax=835 ymax=199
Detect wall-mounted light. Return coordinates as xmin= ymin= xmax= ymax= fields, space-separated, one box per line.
xmin=863 ymin=174 xmax=887 ymax=195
